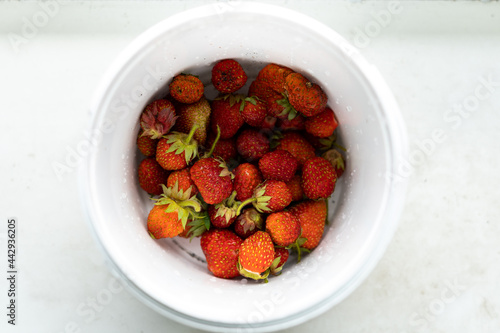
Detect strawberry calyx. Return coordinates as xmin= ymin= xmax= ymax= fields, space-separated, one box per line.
xmin=185 ymin=211 xmax=211 ymax=240
xmin=236 ymin=208 xmax=263 ymax=234
xmin=140 ymin=100 xmax=178 ymax=139
xmin=153 ymin=183 xmax=202 ymax=229
xmin=276 ymin=93 xmax=299 ymax=120
xmin=288 ymin=235 xmax=308 ymax=262
xmin=237 ymin=259 xmax=271 ymax=281
xmin=322 ymin=148 xmax=345 ymax=172
xmin=164 ymin=124 xmax=200 ymax=165
xmin=235 ymin=184 xmax=272 ymax=215
xmin=213 ymin=191 xmax=240 ymax=224
xmin=269 ymin=255 xmax=283 ymax=275
xmin=215 ymin=93 xmax=245 ymax=107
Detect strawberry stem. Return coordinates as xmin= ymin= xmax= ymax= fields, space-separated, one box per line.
xmin=205 ymin=125 xmax=221 ymax=158
xmin=185 ymin=124 xmax=200 ymax=144
xmin=236 ymin=197 xmax=257 ymax=216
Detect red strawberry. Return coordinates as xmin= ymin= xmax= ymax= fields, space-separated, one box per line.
xmin=277 ymin=131 xmax=316 ymax=168
xmin=236 ymin=128 xmax=270 ymax=161
xmin=167 ymin=168 xmax=198 ymax=195
xmin=265 ymin=211 xmax=301 ymax=247
xmin=304 ymin=107 xmax=338 ymax=138
xmin=212 ymin=59 xmax=247 ymax=94
xmin=240 ymin=96 xmax=267 ymax=127
xmin=169 ymin=74 xmax=204 ymax=104
xmin=276 ymin=114 xmax=306 ymax=131
xmin=302 ymin=157 xmax=337 ymax=199
xmin=172 ymin=97 xmax=211 ymax=146
xmin=285 ymin=73 xmax=327 ymax=117
xmin=285 ymin=174 xmax=304 ymax=201
xmin=256 ymin=63 xmax=294 ymax=94
xmin=248 ymin=79 xmax=276 ymax=101
xmin=289 ymin=199 xmax=327 ymax=250
xmin=208 ymin=191 xmax=239 ymax=228
xmin=138 ymin=157 xmax=170 ymax=195
xmin=137 ymin=130 xmax=159 ymax=157
xmin=265 ymin=92 xmax=288 ymax=118
xmin=322 ymin=148 xmax=345 ymax=178
xmin=258 ymin=116 xmax=277 ymax=130
xmin=140 ymin=99 xmax=178 ymax=139
xmin=156 ymin=125 xmax=199 ymax=171
xmin=147 ymin=184 xmax=202 ymax=239
xmin=233 ymin=208 xmax=263 ymax=239
xmin=270 ymin=247 xmax=290 ymax=275
xmin=210 ymin=95 xmax=245 ymax=139
xmin=233 ymin=163 xmax=263 ymax=201
xmin=206 ymin=132 xmax=237 ymax=162
xmin=237 ymin=231 xmax=275 ymax=280
xmin=258 ymin=149 xmax=298 ymax=182
xmin=237 ymin=180 xmax=292 ymax=214
xmin=201 ymin=228 xmax=243 ymax=279
xmin=190 ymin=157 xmax=233 ymax=205
xmin=303 ymin=132 xmax=335 ymax=151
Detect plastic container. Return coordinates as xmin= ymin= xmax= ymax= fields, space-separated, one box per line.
xmin=80 ymin=2 xmax=408 ymax=332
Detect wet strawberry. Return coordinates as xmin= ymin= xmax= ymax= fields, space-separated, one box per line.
xmin=236 ymin=128 xmax=270 ymax=161
xmin=166 ymin=168 xmax=198 ymax=195
xmin=285 ymin=174 xmax=304 ymax=202
xmin=302 ymin=157 xmax=337 ymax=199
xmin=265 ymin=211 xmax=301 ymax=247
xmin=208 ymin=191 xmax=239 ymax=228
xmin=172 ymin=97 xmax=211 ymax=146
xmin=276 ymin=114 xmax=306 ymax=131
xmin=258 ymin=149 xmax=298 ymax=182
xmin=201 ymin=228 xmax=243 ymax=279
xmin=277 ymin=131 xmax=316 ymax=168
xmin=240 ymin=96 xmax=267 ymax=127
xmin=237 ymin=180 xmax=292 ymax=214
xmin=212 ymin=59 xmax=247 ymax=94
xmin=169 ymin=74 xmax=204 ymax=104
xmin=190 ymin=157 xmax=233 ymax=205
xmin=156 ymin=124 xmax=199 ymax=171
xmin=210 ymin=95 xmax=245 ymax=139
xmin=289 ymin=199 xmax=327 ymax=250
xmin=140 ymin=99 xmax=178 ymax=139
xmin=137 ymin=130 xmax=159 ymax=157
xmin=233 ymin=208 xmax=263 ymax=239
xmin=270 ymin=247 xmax=290 ymax=275
xmin=248 ymin=79 xmax=276 ymax=101
xmin=138 ymin=157 xmax=170 ymax=195
xmin=237 ymin=231 xmax=275 ymax=280
xmin=256 ymin=63 xmax=294 ymax=94
xmin=304 ymin=107 xmax=338 ymax=138
xmin=233 ymin=163 xmax=263 ymax=201
xmin=285 ymin=72 xmax=327 ymax=117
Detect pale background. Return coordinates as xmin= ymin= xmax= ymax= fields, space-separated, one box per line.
xmin=1 ymin=1 xmax=500 ymax=332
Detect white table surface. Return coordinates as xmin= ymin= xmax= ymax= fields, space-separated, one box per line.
xmin=2 ymin=1 xmax=500 ymax=332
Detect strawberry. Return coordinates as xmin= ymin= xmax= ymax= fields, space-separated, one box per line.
xmin=167 ymin=168 xmax=198 ymax=195
xmin=137 ymin=130 xmax=159 ymax=156
xmin=277 ymin=131 xmax=316 ymax=168
xmin=233 ymin=208 xmax=263 ymax=239
xmin=140 ymin=99 xmax=178 ymax=139
xmin=304 ymin=107 xmax=338 ymax=138
xmin=322 ymin=148 xmax=345 ymax=178
xmin=256 ymin=63 xmax=294 ymax=94
xmin=236 ymin=128 xmax=270 ymax=161
xmin=240 ymin=96 xmax=267 ymax=127
xmin=237 ymin=231 xmax=275 ymax=280
xmin=172 ymin=97 xmax=211 ymax=146
xmin=201 ymin=228 xmax=243 ymax=279
xmin=248 ymin=79 xmax=276 ymax=101
xmin=138 ymin=157 xmax=170 ymax=195
xmin=265 ymin=92 xmax=288 ymax=118
xmin=156 ymin=124 xmax=199 ymax=171
xmin=289 ymin=199 xmax=327 ymax=250
xmin=233 ymin=163 xmax=263 ymax=201
xmin=208 ymin=191 xmax=240 ymax=228
xmin=147 ymin=183 xmax=202 ymax=239
xmin=302 ymin=157 xmax=337 ymax=199
xmin=270 ymin=247 xmax=289 ymax=275
xmin=169 ymin=74 xmax=204 ymax=104
xmin=206 ymin=132 xmax=237 ymax=162
xmin=285 ymin=174 xmax=304 ymax=201
xmin=303 ymin=132 xmax=335 ymax=151
xmin=258 ymin=149 xmax=298 ymax=182
xmin=212 ymin=59 xmax=247 ymax=94
xmin=210 ymin=95 xmax=245 ymax=139
xmin=190 ymin=157 xmax=233 ymax=205
xmin=265 ymin=211 xmax=301 ymax=247
xmin=236 ymin=180 xmax=292 ymax=214
xmin=258 ymin=116 xmax=278 ymax=130
xmin=276 ymin=114 xmax=306 ymax=131
xmin=285 ymin=72 xmax=327 ymax=117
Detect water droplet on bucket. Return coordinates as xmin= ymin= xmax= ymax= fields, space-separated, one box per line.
xmin=346 ymin=106 xmax=352 ymax=112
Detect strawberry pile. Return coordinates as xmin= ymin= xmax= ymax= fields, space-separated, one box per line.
xmin=136 ymin=60 xmax=345 ymax=281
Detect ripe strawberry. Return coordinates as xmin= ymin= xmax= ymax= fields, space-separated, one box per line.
xmin=236 ymin=128 xmax=270 ymax=161
xmin=140 ymin=99 xmax=178 ymax=139
xmin=285 ymin=174 xmax=304 ymax=201
xmin=237 ymin=180 xmax=292 ymax=214
xmin=172 ymin=97 xmax=211 ymax=146
xmin=303 ymin=132 xmax=335 ymax=151
xmin=256 ymin=63 xmax=294 ymax=94
xmin=212 ymin=59 xmax=247 ymax=94
xmin=265 ymin=211 xmax=301 ymax=247
xmin=137 ymin=130 xmax=159 ymax=156
xmin=190 ymin=157 xmax=233 ymax=205
xmin=237 ymin=231 xmax=275 ymax=280
xmin=258 ymin=149 xmax=298 ymax=182
xmin=304 ymin=107 xmax=338 ymax=138
xmin=289 ymin=199 xmax=327 ymax=250
xmin=206 ymin=132 xmax=237 ymax=162
xmin=258 ymin=116 xmax=277 ymax=130
xmin=233 ymin=208 xmax=263 ymax=239
xmin=270 ymin=247 xmax=289 ymax=275
xmin=169 ymin=74 xmax=204 ymax=104
xmin=277 ymin=131 xmax=316 ymax=168
xmin=233 ymin=163 xmax=263 ymax=201
xmin=285 ymin=72 xmax=327 ymax=117
xmin=167 ymin=168 xmax=198 ymax=195
xmin=276 ymin=114 xmax=306 ymax=131
xmin=138 ymin=157 xmax=170 ymax=195
xmin=208 ymin=191 xmax=240 ymax=228
xmin=322 ymin=148 xmax=345 ymax=178
xmin=147 ymin=184 xmax=202 ymax=239
xmin=240 ymin=96 xmax=267 ymax=127
xmin=156 ymin=124 xmax=199 ymax=171
xmin=210 ymin=95 xmax=245 ymax=139
xmin=201 ymin=228 xmax=243 ymax=279
xmin=302 ymin=157 xmax=337 ymax=199
xmin=265 ymin=92 xmax=288 ymax=118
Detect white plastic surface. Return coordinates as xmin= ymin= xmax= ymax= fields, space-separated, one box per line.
xmin=81 ymin=2 xmax=408 ymax=332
